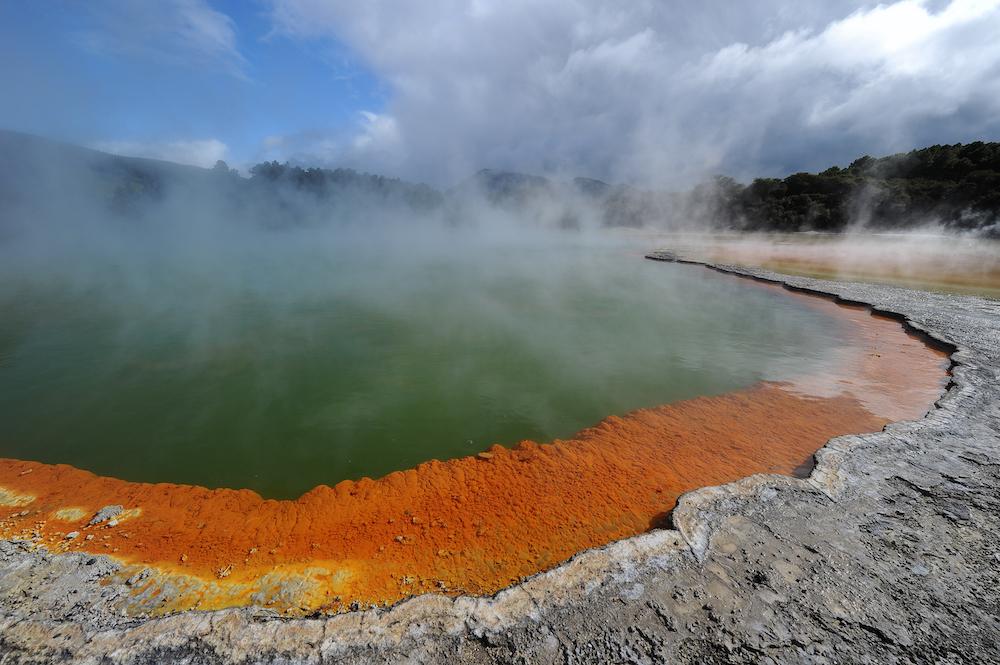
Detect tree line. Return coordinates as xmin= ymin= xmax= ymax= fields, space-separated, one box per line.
xmin=700 ymin=142 xmax=1000 ymax=234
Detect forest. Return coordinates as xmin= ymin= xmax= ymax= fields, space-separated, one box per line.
xmin=702 ymin=142 xmax=1000 ymax=234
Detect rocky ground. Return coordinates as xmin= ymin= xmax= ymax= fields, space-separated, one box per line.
xmin=1 ymin=255 xmax=998 ymax=664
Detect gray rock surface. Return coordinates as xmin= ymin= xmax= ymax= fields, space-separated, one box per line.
xmin=87 ymin=505 xmax=123 ymax=527
xmin=1 ymin=256 xmax=998 ymax=664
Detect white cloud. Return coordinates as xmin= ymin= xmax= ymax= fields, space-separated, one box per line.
xmin=351 ymin=111 xmax=401 ymax=156
xmin=266 ymin=0 xmax=1000 ymax=185
xmin=93 ymin=138 xmax=230 ymax=169
xmin=81 ymin=0 xmax=247 ymax=78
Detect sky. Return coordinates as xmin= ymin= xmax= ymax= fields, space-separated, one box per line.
xmin=2 ymin=0 xmax=1000 ymax=186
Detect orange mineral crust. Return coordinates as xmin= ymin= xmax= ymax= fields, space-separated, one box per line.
xmin=0 ymin=285 xmax=950 ymax=616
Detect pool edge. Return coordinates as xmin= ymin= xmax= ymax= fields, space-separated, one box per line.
xmin=2 ymin=254 xmax=998 ymax=663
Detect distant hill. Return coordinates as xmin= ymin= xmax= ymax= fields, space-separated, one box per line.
xmin=451 ymin=169 xmax=677 ymax=229
xmin=462 ymin=169 xmax=554 ymax=204
xmin=458 ymin=143 xmax=1000 ymax=235
xmin=712 ymin=142 xmax=1000 ymax=235
xmin=0 ymin=130 xmax=205 ymax=180
xmin=246 ymin=160 xmax=443 ymax=214
xmin=0 ymin=131 xmax=445 ymax=232
xmin=2 ymin=130 xmax=999 ymax=235
xmin=0 ymin=130 xmax=209 ymax=219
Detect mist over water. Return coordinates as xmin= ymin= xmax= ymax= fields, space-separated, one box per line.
xmin=0 ymin=134 xmax=982 ymax=497
xmin=0 ymin=208 xmax=855 ymax=497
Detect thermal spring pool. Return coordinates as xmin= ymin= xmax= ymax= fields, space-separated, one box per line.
xmin=0 ymin=240 xmax=950 ymax=613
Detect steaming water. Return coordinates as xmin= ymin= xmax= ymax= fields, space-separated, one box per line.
xmin=0 ymin=239 xmax=853 ymax=498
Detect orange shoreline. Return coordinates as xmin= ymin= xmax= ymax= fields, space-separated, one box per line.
xmin=0 ymin=280 xmax=950 ymax=615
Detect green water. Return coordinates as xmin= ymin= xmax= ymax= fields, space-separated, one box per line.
xmin=0 ymin=241 xmax=850 ymax=498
